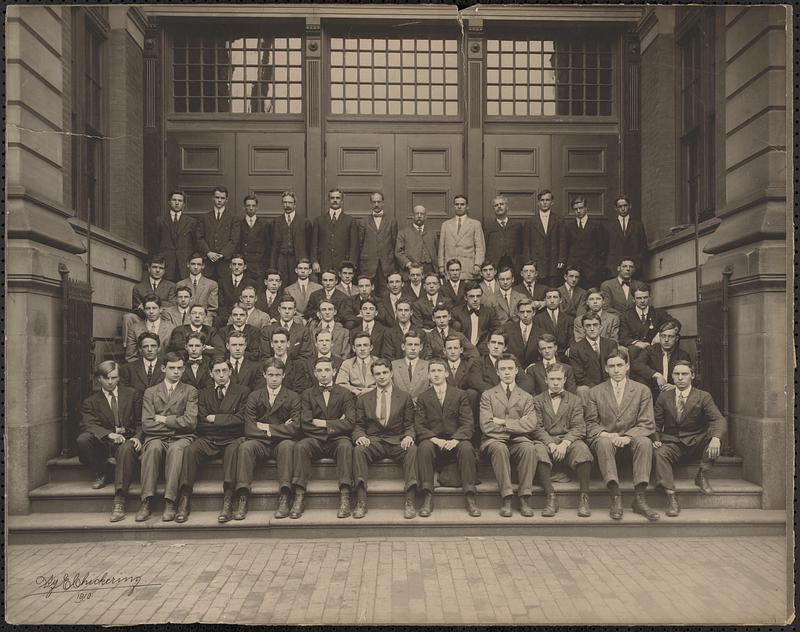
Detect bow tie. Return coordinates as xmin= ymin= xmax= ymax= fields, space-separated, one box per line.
xmin=189 ymin=360 xmax=201 ymax=366
xmin=550 ymin=392 xmax=562 ymax=399
xmin=469 ymin=309 xmax=480 ymax=316
xmin=321 ymin=386 xmax=332 ymax=393
xmin=621 ymin=280 xmax=630 ymax=286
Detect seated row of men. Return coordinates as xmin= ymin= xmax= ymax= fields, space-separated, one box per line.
xmin=79 ymin=341 xmax=725 ymax=524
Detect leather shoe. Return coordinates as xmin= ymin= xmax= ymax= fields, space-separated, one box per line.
xmin=665 ymin=493 xmax=681 ymax=517
xmin=337 ymin=488 xmax=351 ymax=518
xmin=465 ymin=492 xmax=481 ymax=517
xmin=235 ymin=493 xmax=250 ymax=520
xmin=218 ymin=494 xmax=234 ymax=523
xmin=92 ymin=472 xmax=108 ymax=490
xmin=273 ymin=493 xmax=290 ymax=520
xmin=403 ymin=492 xmax=416 ymax=519
xmin=632 ymin=492 xmax=660 ymax=522
xmin=162 ymin=499 xmax=177 ymax=522
xmin=175 ymin=495 xmax=190 ymax=523
xmin=541 ymin=493 xmax=559 ymax=518
xmin=609 ymin=494 xmax=623 ymax=520
xmin=110 ymin=494 xmax=126 ymax=523
xmin=289 ymin=491 xmax=305 ymax=519
xmin=135 ymin=498 xmax=151 ymax=522
xmin=499 ymin=497 xmax=512 ymax=517
xmin=419 ymin=491 xmax=433 ymax=517
xmin=577 ymin=492 xmax=591 ymax=518
xmin=695 ymin=471 xmax=714 ymax=495
xmin=353 ymin=487 xmax=367 ymax=519
xmin=519 ymin=495 xmax=534 ymax=517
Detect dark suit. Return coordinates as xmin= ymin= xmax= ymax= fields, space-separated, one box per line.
xmin=484 ymin=218 xmax=525 ymax=272
xmin=451 ymin=304 xmax=501 ymax=354
xmin=238 ymin=217 xmax=271 ymax=280
xmin=375 ymin=293 xmax=404 ymax=329
xmin=531 ymin=390 xmax=593 ymax=470
xmin=569 ymin=336 xmax=618 ymax=389
xmin=411 ymin=293 xmax=445 ymax=331
xmin=619 ymin=306 xmax=674 ymax=347
xmin=196 ymin=209 xmax=242 ymax=279
xmin=228 ymin=357 xmax=267 ymax=392
xmin=348 ymin=322 xmax=386 ymax=358
xmin=381 ymin=325 xmax=430 ymax=362
xmin=558 ymin=284 xmax=587 ymax=318
xmin=401 ymin=283 xmax=424 ymax=303
xmin=218 ymin=274 xmax=257 ymax=322
xmin=310 ymin=211 xmax=359 ymax=272
xmin=306 ymin=354 xmax=343 ymax=384
xmin=561 ymin=217 xmax=608 ymax=287
xmin=304 ymin=288 xmax=356 ymax=328
xmin=211 ymin=324 xmax=261 ymax=362
xmin=525 ymin=212 xmax=564 ymax=284
xmin=181 ymin=357 xmax=213 ymax=391
xmin=474 ymin=355 xmax=535 ymax=395
xmin=425 ymin=328 xmax=479 ymax=365
xmin=153 ymin=213 xmax=197 ymax=282
xmin=395 ymin=225 xmax=438 ymax=274
xmin=513 ymin=281 xmax=549 ymax=304
xmin=440 ymin=280 xmax=467 ymax=307
xmin=606 ymin=216 xmax=648 ymax=275
xmin=533 ymin=309 xmax=574 ymax=357
xmin=131 ymin=278 xmax=177 ymax=312
xmin=502 ymin=320 xmax=539 ymax=369
xmin=273 ymin=357 xmax=314 ymax=394
xmin=353 ymin=387 xmax=418 ymax=490
xmin=261 ymin=321 xmax=314 ymax=360
xmin=168 ymin=324 xmax=215 ymax=356
xmin=119 ymin=359 xmax=164 ymax=395
xmin=600 ymin=278 xmax=644 ymax=315
xmin=271 ymin=214 xmax=309 ymax=285
xmin=357 ymin=216 xmax=398 ymax=279
xmin=526 ymin=361 xmax=577 ymax=396
xmin=631 ymin=344 xmax=693 ymax=399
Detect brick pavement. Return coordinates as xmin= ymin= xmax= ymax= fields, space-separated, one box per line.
xmin=5 ymin=536 xmax=790 ymax=625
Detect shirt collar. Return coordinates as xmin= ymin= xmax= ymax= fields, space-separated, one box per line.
xmin=612 ymin=378 xmax=627 ymax=391
xmin=104 ymin=388 xmax=119 ymax=399
xmin=677 ymin=386 xmax=692 ymax=398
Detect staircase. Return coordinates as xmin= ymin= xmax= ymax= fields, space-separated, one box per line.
xmin=7 ymin=454 xmax=785 ymax=543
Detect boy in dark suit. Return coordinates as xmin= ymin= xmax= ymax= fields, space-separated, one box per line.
xmin=119 ymin=332 xmax=165 ymax=394
xmin=153 ymin=190 xmax=197 ymax=281
xmin=533 ymin=288 xmax=574 ymax=358
xmin=196 ymin=185 xmax=241 ymax=280
xmin=569 ymin=312 xmax=618 ymax=402
xmin=238 ymin=194 xmax=271 ymax=280
xmin=271 ymin=191 xmax=308 ymax=286
xmin=181 ymin=332 xmax=214 ymax=391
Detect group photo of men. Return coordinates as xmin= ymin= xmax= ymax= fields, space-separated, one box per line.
xmin=79 ymin=185 xmax=727 ymax=526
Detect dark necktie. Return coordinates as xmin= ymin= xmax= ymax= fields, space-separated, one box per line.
xmin=677 ymin=393 xmax=686 ymax=418
xmin=193 ymin=278 xmax=198 ymax=295
xmin=216 ymin=386 xmax=224 ymax=402
xmin=146 ymin=362 xmax=153 ymax=378
xmin=407 ymin=362 xmax=413 ymax=381
xmin=550 ymin=392 xmax=562 ymax=400
xmin=505 ymin=385 xmax=512 ymax=400
xmin=151 ymin=281 xmax=157 ymax=293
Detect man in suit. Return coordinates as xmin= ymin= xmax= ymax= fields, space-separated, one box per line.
xmin=179 ymin=254 xmax=218 ymax=326
xmin=570 ymin=312 xmax=619 ymax=401
xmin=255 ymin=269 xmax=284 ymax=321
xmin=348 ymin=276 xmax=382 ymax=327
xmin=123 ymin=257 xmax=178 ymax=342
xmin=309 ymin=300 xmax=351 ymax=359
xmin=484 ymin=195 xmax=526 ymax=273
xmin=119 ymin=332 xmax=166 ymax=395
xmin=357 ymin=192 xmax=398 ymax=290
xmin=284 ymin=258 xmax=321 ymax=319
xmin=271 ymin=190 xmax=308 ymax=285
xmin=162 ymin=285 xmax=194 ymax=328
xmin=478 ymin=260 xmax=501 ymax=306
xmin=125 ymin=294 xmax=175 ymax=362
xmin=382 ymin=300 xmax=430 ymax=362
xmin=175 ymin=357 xmax=249 ymax=524
xmin=442 ymin=333 xmax=483 ymax=421
xmin=235 ymin=357 xmax=302 ymax=520
xmin=654 ymin=361 xmax=727 ymax=516
xmin=533 ymin=288 xmax=573 ymax=358
xmin=438 ymin=194 xmax=486 ymax=279
xmin=531 ymin=362 xmax=593 ymax=517
xmin=558 ymin=266 xmax=587 ymax=319
xmin=262 ymin=327 xmax=313 ymax=394
xmin=525 ymin=189 xmax=564 ymax=287
xmin=391 ymin=330 xmax=430 ymax=400
xmin=503 ymin=298 xmax=539 ymax=369
xmin=401 ymin=263 xmax=425 ymax=302
xmin=585 ymin=348 xmax=659 ymax=521
xmin=606 ymin=195 xmax=649 ymax=276
xmin=225 ymin=331 xmax=266 ymax=392
xmin=310 ymin=189 xmax=359 ymax=275
xmin=395 ymin=205 xmax=438 ymax=276
xmin=307 ymin=330 xmax=344 ymax=383
xmin=196 ymin=185 xmax=241 ymax=280
xmin=230 ymin=285 xmax=272 ymax=331
xmin=560 ymin=196 xmax=608 ymax=288
xmin=290 ymin=358 xmax=356 ymax=519
xmin=136 ymin=353 xmax=198 ymax=522
xmin=153 ymin=190 xmax=197 ymax=281
xmin=619 ymin=283 xmax=675 ymax=350
xmin=475 ymin=331 xmax=536 ymax=397
xmin=479 ymin=353 xmax=540 ymax=517
xmin=168 ymin=305 xmax=215 ymax=356
xmin=513 ymin=260 xmax=548 ymax=311
xmin=304 ymin=270 xmax=356 ymax=328
xmin=349 ymin=300 xmax=386 ymax=358
xmin=412 ymin=272 xmax=446 ymax=331
xmin=526 ymin=334 xmax=578 ymax=395
xmin=573 ymin=288 xmax=620 ymax=343
xmin=77 ymin=361 xmax=143 ymax=523
xmin=336 ymin=332 xmax=378 ymax=396
xmin=488 ymin=266 xmax=528 ymax=325
xmin=181 ymin=333 xmax=214 ymax=391
xmin=260 ymin=295 xmax=314 ymax=360
xmin=632 ymin=321 xmax=692 ymax=400
xmin=218 ymin=255 xmax=256 ymax=323
xmin=415 ymin=359 xmax=480 ymax=517
xmin=452 ymin=282 xmax=501 ymax=355
xmin=426 ymin=303 xmax=480 ymax=364
xmin=376 ymin=271 xmax=406 ymax=329
xmin=211 ymin=305 xmax=261 ymax=362
xmin=336 ymin=261 xmax=357 ymax=297
xmin=238 ymin=194 xmax=270 ymax=280
xmin=353 ymin=359 xmax=418 ymax=518
xmin=600 ymin=258 xmax=643 ymax=315
xmin=440 ymin=259 xmax=467 ymax=307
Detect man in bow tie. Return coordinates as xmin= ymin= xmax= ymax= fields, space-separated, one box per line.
xmin=600 ymin=258 xmax=643 ymax=315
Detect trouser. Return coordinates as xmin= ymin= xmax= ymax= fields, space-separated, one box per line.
xmin=76 ymin=432 xmax=141 ymax=495
xmin=589 ymin=434 xmax=653 ymax=487
xmin=140 ymin=436 xmax=193 ymax=502
xmin=180 ymin=436 xmax=244 ymax=494
xmin=417 ymin=439 xmax=477 ymax=494
xmin=482 ymin=439 xmax=537 ymax=498
xmin=462 ymin=388 xmax=481 ymax=447
xmin=353 ymin=440 xmax=418 ymax=491
xmin=237 ymin=438 xmax=295 ymax=493
xmin=293 ymin=436 xmax=353 ymax=490
xmin=654 ymin=437 xmax=716 ymax=491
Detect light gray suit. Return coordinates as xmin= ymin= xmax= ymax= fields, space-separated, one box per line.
xmin=179 ymin=275 xmax=219 ymax=323
xmin=573 ymin=310 xmax=620 ymax=342
xmin=391 ymin=358 xmax=430 ymax=400
xmin=285 ymin=280 xmax=322 ymax=318
xmin=227 ymin=306 xmax=272 ymax=331
xmin=438 ymin=216 xmax=486 ymax=279
xmin=125 ymin=318 xmax=175 ymax=362
xmin=336 ymin=355 xmax=378 ymax=396
xmin=486 ymin=289 xmax=528 ymax=325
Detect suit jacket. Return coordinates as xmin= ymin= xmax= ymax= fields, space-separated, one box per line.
xmin=654 ymin=387 xmax=726 ymax=446
xmin=484 ymin=218 xmax=526 ymax=271
xmin=479 ymin=384 xmax=538 ymax=444
xmin=211 ymin=324 xmax=261 ymax=362
xmin=573 ymin=310 xmax=619 ymax=343
xmin=238 ymin=217 xmax=271 ymax=278
xmin=309 ymin=320 xmax=351 ymax=359
xmin=533 ymin=309 xmax=574 ymax=354
xmin=600 ymin=278 xmax=645 ymax=315
xmin=445 ymin=357 xmax=483 ymax=392
xmin=561 ymin=217 xmax=608 ymax=279
xmin=243 ymin=386 xmax=302 ymax=442
xmin=411 ymin=293 xmax=446 ymax=331
xmin=218 ymin=274 xmax=258 ymax=320
xmin=266 ymin=356 xmax=314 ymax=394
xmin=310 ymin=211 xmax=359 ymax=272
xmin=569 ymin=336 xmax=618 ymax=388
xmin=425 ymin=327 xmax=479 ymax=365
xmin=585 ymin=379 xmax=655 ymax=441
xmin=261 ymin=321 xmax=314 ymax=360
xmin=415 ymin=385 xmax=473 ymax=441
xmin=358 ymin=216 xmax=398 ymax=277
xmin=285 ymin=280 xmax=322 ymax=318
xmin=525 ymin=212 xmax=564 ymax=278
xmin=299 ymin=383 xmax=356 ymax=440
xmin=440 ymin=279 xmax=467 ymax=307
xmin=348 ymin=294 xmax=385 ymax=327
xmin=181 ymin=357 xmax=214 ymax=391
xmin=531 ymin=390 xmax=585 ymax=444
xmin=196 ymin=209 xmax=241 ymax=264
xmin=381 ymin=325 xmax=430 ymax=362
xmin=131 ymin=278 xmax=177 ymax=311
xmin=304 ymin=288 xmax=356 ymax=328
xmin=162 ymin=306 xmax=192 ymax=328
xmin=80 ymin=386 xmax=143 ymax=441
xmin=178 ymin=275 xmax=219 ymax=324
xmin=196 ymin=382 xmax=249 ymax=441
xmin=336 ymin=282 xmax=356 ymax=297
xmin=513 ymin=281 xmax=549 ymax=304
xmin=125 ymin=318 xmax=175 ymax=362
xmin=270 ymin=214 xmax=309 ymax=267
xmin=395 ymin=225 xmax=438 ymax=270
xmin=354 ymin=386 xmax=415 ymax=444
xmin=479 ymin=280 xmax=502 ymax=306
xmin=119 ymin=358 xmax=164 ymax=394
xmin=619 ymin=306 xmax=674 ymax=347
xmin=375 ymin=293 xmax=404 ymax=329
xmin=526 ymin=361 xmax=578 ymax=396
xmin=486 ymin=289 xmax=528 ymax=325
xmin=475 ymin=355 xmax=535 ymax=394
xmin=254 ymin=290 xmax=282 ymax=319
xmin=631 ymin=344 xmax=693 ymax=393
xmin=236 ymin=307 xmax=272 ymax=331
xmin=167 ymin=324 xmax=215 ymax=355
xmin=557 ymin=284 xmax=587 ymax=318
xmin=348 ymin=322 xmax=386 ymax=358
xmin=451 ymin=304 xmax=501 ymax=353
xmin=606 ymin=216 xmax=648 ymax=272
xmin=141 ymin=381 xmax=198 ymax=439
xmin=502 ymin=320 xmax=539 ymax=369
xmin=391 ymin=358 xmax=430 ymax=400
xmin=401 ymin=283 xmax=424 ymax=303
xmin=228 ymin=357 xmax=267 ymax=392
xmin=306 ymin=354 xmax=344 ymax=384
xmin=336 ymin=355 xmax=379 ymax=396
xmin=438 ymin=216 xmax=486 ymax=275
xmin=153 ymin=213 xmax=197 ymax=281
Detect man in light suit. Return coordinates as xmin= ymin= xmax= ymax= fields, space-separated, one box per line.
xmin=478 ymin=261 xmax=502 ymax=306
xmin=395 ymin=205 xmax=438 ymax=276
xmin=123 ymin=257 xmax=178 ymax=341
xmin=503 ymin=299 xmax=540 ymax=370
xmin=308 ymin=300 xmax=351 ymax=359
xmin=153 ymin=190 xmax=197 ymax=282
xmin=162 ymin=285 xmax=194 ymax=328
xmin=336 ymin=332 xmax=378 ymax=396
xmin=573 ymin=288 xmax=620 ymax=343
xmin=585 ymin=348 xmax=659 ymax=522
xmin=357 ymin=192 xmax=398 ymax=290
xmin=136 ymin=353 xmax=198 ymax=522
xmin=525 ymin=189 xmax=564 ymax=287
xmin=125 ymin=294 xmax=175 ymax=362
xmin=486 ymin=266 xmax=527 ymax=325
xmin=231 ymin=285 xmax=272 ymax=331
xmin=284 ymin=258 xmax=321 ymax=319
xmin=238 ymin=194 xmax=271 ymax=280
xmin=600 ymin=258 xmax=644 ymax=315
xmin=179 ymin=254 xmax=219 ymax=326
xmin=196 ymin=185 xmax=241 ymax=280
xmin=310 ymin=189 xmax=359 ymax=275
xmin=390 ymin=330 xmax=430 ymax=400
xmin=270 ymin=191 xmax=308 ymax=285
xmin=484 ymin=195 xmax=525 ymax=273
xmin=438 ymin=194 xmax=486 ymax=279
xmin=654 ymin=361 xmax=727 ymax=516
xmin=533 ymin=288 xmax=574 ymax=358
xmin=558 ymin=266 xmax=587 ymax=319
xmin=479 ymin=353 xmax=540 ymax=517
xmin=353 ymin=359 xmax=418 ymax=518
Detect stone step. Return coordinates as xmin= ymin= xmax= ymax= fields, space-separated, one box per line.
xmin=7 ymin=508 xmax=786 ymax=544
xmin=28 ymin=478 xmax=762 ymax=513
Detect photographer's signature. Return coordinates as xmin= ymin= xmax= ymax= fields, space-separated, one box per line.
xmin=27 ymin=572 xmax=158 ymax=602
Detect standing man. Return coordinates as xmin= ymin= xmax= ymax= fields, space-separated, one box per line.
xmin=600 ymin=259 xmax=643 ymax=315
xmin=238 ymin=194 xmax=270 ymax=281
xmin=526 ymin=190 xmax=564 ymax=287
xmin=196 ymin=186 xmax=241 ymax=280
xmin=585 ymin=348 xmax=659 ymax=521
xmin=358 ymin=191 xmax=398 ymax=291
xmin=560 ymin=196 xmax=607 ymax=289
xmin=271 ymin=190 xmax=308 ymax=285
xmin=484 ymin=195 xmax=525 ymax=273
xmin=153 ymin=190 xmax=197 ymax=282
xmin=311 ymin=189 xmax=359 ymax=275
xmin=606 ymin=195 xmax=648 ymax=276
xmin=438 ymin=194 xmax=486 ymax=280
xmin=179 ymin=253 xmax=219 ymax=326
xmin=284 ymin=258 xmax=321 ymax=319
xmin=395 ymin=205 xmax=438 ymax=276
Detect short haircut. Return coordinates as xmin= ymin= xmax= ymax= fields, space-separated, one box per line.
xmin=488 ymin=330 xmax=507 ymax=344
xmin=282 ymin=190 xmax=297 ymax=202
xmin=618 ymin=257 xmax=636 ymax=267
xmin=264 ymin=268 xmax=282 ymax=280
xmin=137 ymin=331 xmax=160 ymax=347
xmin=615 ymin=194 xmax=631 ymax=205
xmin=328 ymin=188 xmax=343 ymax=197
xmin=94 ymin=360 xmax=119 ymax=378
xmin=315 ymin=328 xmax=333 ymax=340
xmin=605 ymin=347 xmax=629 ymax=364
xmin=516 ymin=298 xmax=534 ymax=311
xmin=188 ymin=252 xmax=205 ymax=263
xmin=586 ymin=287 xmax=603 ymax=300
xmin=230 ymin=304 xmax=246 ymax=315
xmin=371 ymin=358 xmax=392 ymax=373
xmin=278 ymin=294 xmax=296 ymax=306
xmin=453 ymin=194 xmax=468 ymax=204
xmin=497 ymin=265 xmax=514 ymax=277
xmin=356 ymin=274 xmax=373 ymax=284
xmin=544 ymin=288 xmax=561 ymax=297
xmin=545 ymin=362 xmax=567 ymax=375
xmin=537 ymin=333 xmax=557 ymax=345
xmin=213 ymin=185 xmax=229 ymax=196
xmin=321 ymin=269 xmax=339 ymax=281
xmin=141 ymin=293 xmax=162 ymax=308
xmin=209 ymin=356 xmax=230 ymax=370
xmin=521 ymin=260 xmax=538 ymax=270
xmin=423 ymin=272 xmax=440 ymax=283
xmin=352 ymin=331 xmax=372 ymax=345
xmin=496 ymin=352 xmax=519 ymax=368
xmin=240 ymin=284 xmax=257 ymax=295
xmin=360 ymin=299 xmax=377 ymax=310
xmin=243 ymin=194 xmax=258 ymax=204
xmin=408 ymin=262 xmax=424 ymax=273
xmin=339 ymin=260 xmax=355 ymax=272
xmin=659 ymin=320 xmax=682 ymax=334
xmin=296 ymin=257 xmax=311 ymax=266
xmin=673 ymin=360 xmax=695 ymax=372
xmin=314 ymin=357 xmax=334 ymax=369
xmin=564 ymin=265 xmax=581 ymax=276
xmin=147 ymin=256 xmax=166 ymax=267
xmin=537 ymin=189 xmax=553 ymax=200
xmin=371 ymin=191 xmax=385 ymax=201
xmin=635 ymin=283 xmax=651 ymax=294
xmin=403 ymin=330 xmax=422 ymax=342
xmin=230 ymin=253 xmax=246 ymax=264
xmin=433 ymin=302 xmax=451 ymax=315
xmin=428 ymin=357 xmax=448 ymax=371
xmin=185 ymin=332 xmax=206 ymax=346
xmin=189 ymin=304 xmax=206 ymax=314
xmin=227 ymin=331 xmax=247 ymax=344
xmin=163 ymin=351 xmax=184 ymax=366
xmin=480 ymin=260 xmax=495 ymax=270
xmin=318 ymin=299 xmax=336 ymax=311
xmin=168 ymin=189 xmax=186 ymax=201
xmin=262 ymin=357 xmax=286 ymax=373
xmin=445 ymin=258 xmax=461 ymax=269
xmin=395 ymin=299 xmax=412 ymax=310
xmin=270 ymin=326 xmax=290 ymax=341
xmin=571 ymin=196 xmax=586 ymax=208
xmin=444 ymin=333 xmax=463 ymax=345
xmin=175 ymin=284 xmax=193 ymax=297
xmin=581 ymin=312 xmax=601 ymax=325
xmin=464 ymin=281 xmax=482 ymax=294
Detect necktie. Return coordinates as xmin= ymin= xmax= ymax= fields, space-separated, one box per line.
xmin=181 ymin=310 xmax=187 ymax=325
xmin=505 ymin=385 xmax=512 ymax=400
xmin=526 ymin=284 xmax=532 ymax=296
xmin=407 ymin=362 xmax=413 ymax=381
xmin=110 ymin=393 xmax=119 ymax=425
xmin=457 ymin=217 xmax=462 ymax=234
xmin=591 ymin=341 xmax=599 ymax=356
xmin=216 ymin=386 xmax=224 ymax=402
xmin=233 ymin=276 xmax=239 ymax=288
xmin=193 ymin=278 xmax=198 ymax=295
xmin=360 ymin=360 xmax=368 ymax=384
xmin=216 ymin=211 xmax=221 ymax=221
xmin=622 ymin=216 xmax=627 ymax=233
xmin=614 ymin=383 xmax=624 ymax=406
xmin=167 ymin=385 xmax=174 ymax=399
xmin=417 ymin=225 xmax=423 ymax=235
xmin=378 ymin=389 xmax=387 ymax=424
xmin=331 ymin=211 xmax=337 ymax=223
xmin=440 ymin=328 xmax=446 ymax=343
xmin=248 ymin=218 xmax=255 ymax=229
xmin=567 ymin=287 xmax=573 ymax=300
xmin=151 ymin=280 xmax=157 ymax=293
xmin=437 ymin=388 xmax=445 ymax=405
xmin=233 ymin=359 xmax=240 ymax=376
xmin=300 ymin=283 xmax=307 ymax=299
xmin=522 ymin=324 xmax=529 ymax=343
xmin=550 ymin=310 xmax=558 ymax=328
xmin=146 ymin=362 xmax=153 ymax=377
xmin=677 ymin=393 xmax=686 ymax=418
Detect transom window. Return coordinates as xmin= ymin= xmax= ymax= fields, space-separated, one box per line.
xmin=172 ymin=31 xmax=303 ymax=114
xmin=329 ymin=37 xmax=459 ymax=116
xmin=486 ymin=38 xmax=613 ymax=116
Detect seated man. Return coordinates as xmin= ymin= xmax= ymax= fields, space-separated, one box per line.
xmin=533 ymin=288 xmax=573 ymax=359
xmin=526 ymin=334 xmax=577 ymax=395
xmin=307 ymin=329 xmax=343 ymax=383
xmin=235 ymin=358 xmax=302 ymax=520
xmin=211 ymin=304 xmax=261 ymax=361
xmin=136 ymin=353 xmax=198 ymax=522
xmin=349 ymin=299 xmax=386 ymax=358
xmin=122 ymin=256 xmax=177 ymax=340
xmin=232 ymin=284 xmax=272 ymax=330
xmin=304 ymin=270 xmax=356 ymax=329
xmin=600 ymin=258 xmax=643 ymax=315
xmin=487 ymin=266 xmax=527 ymax=325
xmin=290 ymin=359 xmax=356 ymax=519
xmin=411 ymin=272 xmax=445 ymax=331
xmin=440 ymin=258 xmax=467 ymax=306
xmin=261 ymin=294 xmax=314 ymax=360
xmin=308 ymin=299 xmax=351 ymax=359
xmin=353 ymin=359 xmax=418 ymax=519
xmin=181 ymin=333 xmax=213 ymax=391
xmin=443 ymin=334 xmax=483 ymax=415
xmin=475 ymin=330 xmax=535 ymax=395
xmin=631 ymin=320 xmax=692 ymax=401
xmin=225 ymin=331 xmax=266 ymax=392
xmin=265 ymin=327 xmax=314 ymax=394
xmin=336 ymin=332 xmax=378 ymax=396
xmin=376 ymin=271 xmax=406 ymax=329
xmin=382 ymin=299 xmax=429 ymax=361
xmin=415 ymin=359 xmax=480 ymax=518
xmin=120 ymin=332 xmax=165 ymax=395
xmin=168 ymin=305 xmax=215 ymax=355
xmin=162 ymin=284 xmax=194 ymax=327
xmin=654 ymin=361 xmax=727 ymax=516
xmin=478 ymin=353 xmax=539 ymax=518
xmin=218 ymin=255 xmax=257 ymax=324
xmin=618 ymin=283 xmax=675 ymax=351
xmin=573 ymin=288 xmax=619 ymax=343
xmin=255 ymin=268 xmax=285 ymax=322
xmin=401 ymin=263 xmax=425 ymax=302
xmin=503 ymin=298 xmax=539 ymax=370
xmin=557 ymin=266 xmax=587 ymax=318
xmin=175 ymin=357 xmax=249 ymax=523
xmin=569 ymin=313 xmax=618 ymax=402
xmin=77 ymin=361 xmax=143 ymax=523
xmin=284 ymin=258 xmax=322 ymax=319
xmin=390 ymin=330 xmax=430 ymax=401
xmin=513 ymin=260 xmax=548 ymax=309
xmin=179 ymin=252 xmax=218 ymax=326
xmin=532 ymin=363 xmax=593 ymax=518
xmin=124 ymin=293 xmax=174 ymax=362
xmin=336 ymin=260 xmax=357 ymax=297
xmin=426 ymin=302 xmax=479 ymax=363
xmin=585 ymin=349 xmax=659 ymax=522
xmin=348 ymin=275 xmax=382 ymax=325
xmin=452 ymin=282 xmax=501 ymax=355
